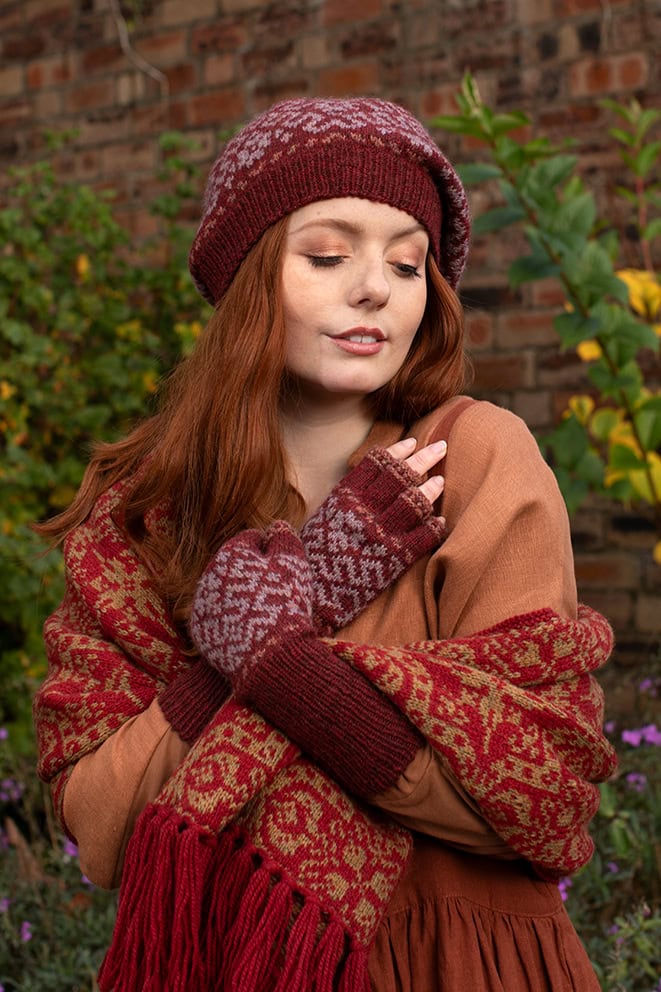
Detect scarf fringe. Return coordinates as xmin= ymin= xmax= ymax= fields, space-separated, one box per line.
xmin=97 ymin=803 xmax=371 ymax=992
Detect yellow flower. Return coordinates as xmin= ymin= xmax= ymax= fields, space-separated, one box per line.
xmin=568 ymin=394 xmax=595 ymax=425
xmin=616 ymin=268 xmax=661 ymax=322
xmin=653 ymin=541 xmax=661 ymax=566
xmin=142 ymin=370 xmax=158 ymax=393
xmin=576 ymin=340 xmax=602 ymax=362
xmin=0 ymin=381 xmax=16 ymax=401
xmin=75 ymin=254 xmax=90 ymax=280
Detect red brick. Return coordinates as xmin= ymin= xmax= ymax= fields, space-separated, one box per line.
xmin=558 ymin=0 xmax=630 ymax=12
xmin=66 ymin=79 xmax=116 ymax=114
xmin=102 ymin=140 xmax=156 ymax=176
xmin=323 ymin=0 xmax=382 ymax=25
xmin=0 ymin=100 xmax=31 ymax=128
xmin=79 ymin=43 xmax=124 ymax=75
xmin=570 ymin=58 xmax=612 ymax=97
xmin=2 ymin=34 xmax=45 ymax=60
xmin=472 ymin=353 xmax=534 ymax=392
xmin=252 ymin=77 xmax=310 ymax=110
xmin=512 ymin=390 xmax=552 ymax=429
xmin=0 ymin=5 xmax=23 ymax=36
xmin=242 ymin=41 xmax=295 ymax=76
xmin=617 ymin=54 xmax=648 ymax=89
xmin=496 ymin=309 xmax=558 ymax=348
xmin=132 ymin=102 xmax=176 ymax=134
xmin=135 ymin=30 xmax=188 ymax=65
xmin=529 ymin=279 xmax=566 ymax=308
xmin=191 ymin=21 xmax=248 ymax=54
xmin=188 ymin=89 xmax=245 ymax=127
xmin=464 ymin=310 xmax=493 ymax=350
xmin=420 ymin=86 xmax=460 ymax=119
xmin=0 ymin=65 xmax=23 ymax=97
xmin=317 ymin=62 xmax=380 ymax=96
xmin=574 ymin=554 xmax=639 ymax=588
xmin=164 ymin=62 xmax=198 ymax=93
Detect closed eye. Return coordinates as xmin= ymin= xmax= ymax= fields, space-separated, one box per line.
xmin=307 ymin=255 xmax=344 ymax=268
xmin=394 ymin=263 xmax=422 ymax=279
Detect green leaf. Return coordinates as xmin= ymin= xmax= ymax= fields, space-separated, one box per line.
xmin=455 ymin=162 xmax=502 ymax=184
xmin=590 ymin=408 xmax=621 ymax=442
xmin=472 ymin=204 xmax=526 ymax=234
xmin=508 ymin=253 xmax=559 ymax=287
xmin=608 ymin=443 xmax=649 ymax=471
xmin=642 ymin=217 xmax=661 ymax=241
xmin=634 ymin=407 xmax=661 ymax=451
xmin=431 ymin=115 xmax=487 ymax=139
xmin=553 ymin=311 xmax=600 ymax=347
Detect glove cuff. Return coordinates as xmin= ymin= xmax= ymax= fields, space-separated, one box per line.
xmin=239 ymin=631 xmax=424 ymax=799
xmin=158 ymin=662 xmax=231 ymax=745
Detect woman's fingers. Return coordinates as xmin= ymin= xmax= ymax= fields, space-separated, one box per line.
xmin=384 ymin=438 xmax=447 ymax=508
xmin=386 ymin=438 xmax=447 ymax=476
xmin=418 ymin=474 xmax=445 ymax=504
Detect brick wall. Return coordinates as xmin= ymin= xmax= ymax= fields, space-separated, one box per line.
xmin=2 ymin=0 xmax=660 ymax=686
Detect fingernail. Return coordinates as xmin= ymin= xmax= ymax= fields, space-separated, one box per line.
xmin=401 ymin=436 xmax=417 ymax=446
xmin=430 ymin=439 xmax=447 ymax=453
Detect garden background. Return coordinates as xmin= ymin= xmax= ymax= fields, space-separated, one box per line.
xmin=1 ymin=0 xmax=660 ymax=989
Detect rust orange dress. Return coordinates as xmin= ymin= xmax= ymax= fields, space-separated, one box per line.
xmin=59 ymin=399 xmax=603 ymax=990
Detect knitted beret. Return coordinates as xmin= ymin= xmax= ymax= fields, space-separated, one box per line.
xmin=189 ymin=96 xmax=471 ymax=305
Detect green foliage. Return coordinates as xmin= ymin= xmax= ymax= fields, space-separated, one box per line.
xmin=0 ymin=134 xmax=210 ymax=741
xmin=433 ymin=74 xmax=661 ymax=559
xmin=562 ymin=683 xmax=661 ymax=990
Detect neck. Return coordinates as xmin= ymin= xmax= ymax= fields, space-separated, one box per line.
xmin=280 ymin=395 xmax=375 ymax=518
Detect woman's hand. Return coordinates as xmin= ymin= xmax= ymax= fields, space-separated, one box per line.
xmin=300 ymin=438 xmax=448 ymax=635
xmin=190 ymin=521 xmax=315 ymax=690
xmin=385 ymin=436 xmax=447 ymax=514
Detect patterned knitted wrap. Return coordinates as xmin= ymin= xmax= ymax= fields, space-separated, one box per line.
xmin=188 ymin=97 xmax=471 ymax=304
xmin=34 ymin=479 xmax=617 ymax=992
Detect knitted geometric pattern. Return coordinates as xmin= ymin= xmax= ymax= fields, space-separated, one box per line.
xmin=300 ymin=448 xmax=446 ymax=636
xmin=189 ymin=97 xmax=471 ymax=303
xmin=34 ymin=479 xmax=618 ymax=991
xmin=190 ymin=521 xmax=315 ymax=683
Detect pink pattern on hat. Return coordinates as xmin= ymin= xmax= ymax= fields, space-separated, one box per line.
xmin=190 ymin=97 xmax=470 ymax=304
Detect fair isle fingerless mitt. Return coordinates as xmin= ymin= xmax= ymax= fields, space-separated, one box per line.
xmin=301 ymin=447 xmax=445 ymax=635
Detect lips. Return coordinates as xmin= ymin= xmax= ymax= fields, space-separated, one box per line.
xmin=333 ymin=327 xmax=385 ymax=343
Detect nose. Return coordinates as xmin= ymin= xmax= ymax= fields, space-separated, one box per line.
xmin=348 ymin=255 xmax=391 ymax=310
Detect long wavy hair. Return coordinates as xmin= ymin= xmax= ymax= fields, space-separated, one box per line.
xmin=36 ymin=216 xmax=470 ymax=623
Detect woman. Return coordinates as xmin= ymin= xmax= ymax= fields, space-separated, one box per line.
xmin=34 ymin=97 xmax=616 ymax=991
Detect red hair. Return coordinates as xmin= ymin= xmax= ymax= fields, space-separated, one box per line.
xmin=36 ymin=219 xmax=470 ymax=622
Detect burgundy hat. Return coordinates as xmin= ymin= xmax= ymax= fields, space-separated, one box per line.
xmin=189 ymin=97 xmax=471 ymax=305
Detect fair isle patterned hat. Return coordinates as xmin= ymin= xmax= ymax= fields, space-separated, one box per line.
xmin=189 ymin=97 xmax=471 ymax=304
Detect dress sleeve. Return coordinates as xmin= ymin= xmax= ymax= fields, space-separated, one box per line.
xmin=372 ymin=401 xmax=578 ymax=842
xmin=63 ymin=700 xmax=189 ymax=888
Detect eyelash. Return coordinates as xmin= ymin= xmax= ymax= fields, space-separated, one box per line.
xmin=306 ymin=256 xmax=422 ymax=279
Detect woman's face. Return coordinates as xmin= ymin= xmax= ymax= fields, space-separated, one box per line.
xmin=281 ymin=197 xmax=429 ymax=406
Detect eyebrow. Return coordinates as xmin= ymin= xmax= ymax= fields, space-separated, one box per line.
xmin=289 ymin=217 xmax=426 ymax=240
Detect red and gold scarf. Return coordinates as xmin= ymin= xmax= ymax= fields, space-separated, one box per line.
xmin=35 ymin=482 xmax=617 ymax=991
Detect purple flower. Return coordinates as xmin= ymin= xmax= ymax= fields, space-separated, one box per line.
xmin=604 ymin=720 xmax=617 ymax=734
xmin=607 ymin=923 xmax=620 ymax=935
xmin=638 ymin=677 xmax=658 ymax=696
xmin=0 ymin=728 xmax=8 ymax=741
xmin=606 ymin=861 xmax=619 ymax=873
xmin=0 ymin=778 xmax=24 ymax=803
xmin=641 ymin=724 xmax=661 ymax=746
xmin=621 ymin=724 xmax=661 ymax=747
xmin=0 ymin=897 xmax=10 ymax=913
xmin=625 ymin=771 xmax=647 ymax=793
xmin=63 ymin=837 xmax=79 ymax=860
xmin=20 ymin=920 xmax=32 ymax=942
xmin=558 ymin=877 xmax=573 ymax=902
